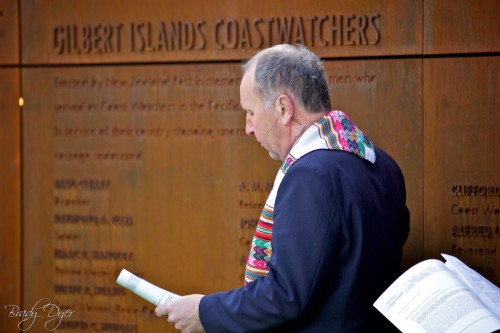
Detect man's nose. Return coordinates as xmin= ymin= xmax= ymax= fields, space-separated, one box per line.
xmin=245 ymin=114 xmax=254 ymax=136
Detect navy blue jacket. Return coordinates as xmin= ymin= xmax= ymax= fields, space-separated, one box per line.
xmin=200 ymin=148 xmax=410 ymax=332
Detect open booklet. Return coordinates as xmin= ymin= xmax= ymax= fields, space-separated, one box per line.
xmin=116 ymin=269 xmax=181 ymax=306
xmin=374 ymin=254 xmax=500 ymax=333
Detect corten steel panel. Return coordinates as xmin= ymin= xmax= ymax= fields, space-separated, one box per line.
xmin=21 ymin=0 xmax=422 ymax=64
xmin=22 ymin=59 xmax=422 ymax=330
xmin=324 ymin=59 xmax=423 ymax=268
xmin=0 ymin=0 xmax=19 ymax=64
xmin=0 ymin=69 xmax=21 ymax=333
xmin=22 ymin=63 xmax=279 ymax=332
xmin=424 ymin=0 xmax=500 ymax=54
xmin=423 ymin=57 xmax=500 ymax=285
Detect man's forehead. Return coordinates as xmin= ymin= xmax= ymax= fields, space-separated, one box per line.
xmin=241 ymin=64 xmax=255 ymax=86
xmin=240 ymin=76 xmax=251 ymax=95
xmin=240 ymin=69 xmax=256 ymax=96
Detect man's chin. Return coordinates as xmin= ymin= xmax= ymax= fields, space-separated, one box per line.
xmin=268 ymin=151 xmax=281 ymax=161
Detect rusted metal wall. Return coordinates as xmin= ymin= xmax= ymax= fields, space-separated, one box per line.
xmin=0 ymin=0 xmax=498 ymax=332
xmin=423 ymin=56 xmax=499 ymax=282
xmin=0 ymin=1 xmax=21 ymax=332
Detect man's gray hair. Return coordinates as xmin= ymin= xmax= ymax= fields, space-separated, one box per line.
xmin=242 ymin=44 xmax=331 ymax=113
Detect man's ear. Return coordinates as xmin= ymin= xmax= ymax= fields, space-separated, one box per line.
xmin=275 ymin=94 xmax=293 ymax=125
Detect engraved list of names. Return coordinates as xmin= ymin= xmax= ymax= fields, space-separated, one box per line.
xmin=22 ymin=64 xmax=276 ymax=332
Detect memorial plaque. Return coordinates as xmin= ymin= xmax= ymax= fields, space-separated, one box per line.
xmin=423 ymin=57 xmax=500 ymax=285
xmin=1 ymin=0 xmax=498 ymax=331
xmin=0 ymin=68 xmax=21 ymax=333
xmin=21 ymin=0 xmax=422 ymax=64
xmin=22 ymin=64 xmax=279 ymax=332
xmin=21 ymin=58 xmax=423 ymax=331
xmin=0 ymin=0 xmax=19 ymax=64
xmin=424 ymin=0 xmax=500 ymax=54
xmin=323 ymin=59 xmax=423 ymax=267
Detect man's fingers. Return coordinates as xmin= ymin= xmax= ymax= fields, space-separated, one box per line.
xmin=155 ymin=304 xmax=169 ymax=317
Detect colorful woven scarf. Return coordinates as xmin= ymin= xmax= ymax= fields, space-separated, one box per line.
xmin=244 ymin=110 xmax=376 ymax=284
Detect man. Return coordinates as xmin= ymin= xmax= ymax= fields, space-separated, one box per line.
xmin=156 ymin=44 xmax=410 ymax=332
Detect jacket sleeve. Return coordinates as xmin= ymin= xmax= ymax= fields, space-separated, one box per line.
xmin=199 ymin=159 xmax=340 ymax=332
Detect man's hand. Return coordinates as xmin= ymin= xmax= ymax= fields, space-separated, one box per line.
xmin=155 ymin=294 xmax=205 ymax=333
